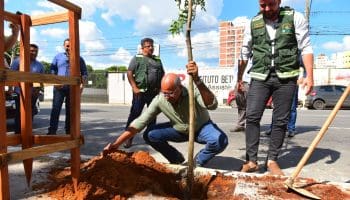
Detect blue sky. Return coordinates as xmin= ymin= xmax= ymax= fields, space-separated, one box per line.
xmin=4 ymin=0 xmax=350 ymax=71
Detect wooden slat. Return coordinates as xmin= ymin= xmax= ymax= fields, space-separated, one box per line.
xmin=2 ymin=10 xmax=21 ymax=25
xmin=0 ymin=138 xmax=82 ymax=166
xmin=6 ymin=135 xmax=21 ymax=146
xmin=31 ymin=11 xmax=68 ymax=26
xmin=68 ymin=10 xmax=82 ymax=193
xmin=48 ymin=0 xmax=81 ymax=18
xmin=0 ymin=69 xmax=81 ymax=85
xmin=7 ymin=135 xmax=80 ymax=146
xmin=33 ymin=135 xmax=72 ymax=145
xmin=0 ymin=0 xmax=10 ymax=198
xmin=19 ymin=13 xmax=34 ymax=186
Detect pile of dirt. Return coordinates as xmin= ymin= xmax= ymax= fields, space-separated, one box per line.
xmin=38 ymin=150 xmax=350 ymax=200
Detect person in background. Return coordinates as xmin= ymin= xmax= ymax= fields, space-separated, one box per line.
xmin=47 ymin=38 xmax=88 ymax=135
xmin=10 ymin=44 xmax=44 ymax=134
xmin=230 ymin=58 xmax=252 ymax=133
xmin=123 ymin=38 xmax=165 ymax=148
xmin=238 ymin=0 xmax=314 ymax=175
xmin=104 ymin=61 xmax=228 ymax=167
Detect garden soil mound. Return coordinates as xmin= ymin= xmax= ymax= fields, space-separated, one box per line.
xmin=39 ymin=150 xmax=350 ymax=200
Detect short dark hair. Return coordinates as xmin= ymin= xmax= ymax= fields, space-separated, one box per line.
xmin=64 ymin=38 xmax=69 ymax=45
xmin=30 ymin=44 xmax=38 ymax=49
xmin=141 ymin=38 xmax=153 ymax=47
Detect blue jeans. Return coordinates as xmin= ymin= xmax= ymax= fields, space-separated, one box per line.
xmin=14 ymin=89 xmax=40 ymax=134
xmin=48 ymin=86 xmax=70 ymax=134
xmin=246 ymin=75 xmax=297 ymax=162
xmin=287 ymin=87 xmax=298 ymax=132
xmin=143 ymin=121 xmax=228 ymax=166
xmin=125 ymin=91 xmax=158 ymax=129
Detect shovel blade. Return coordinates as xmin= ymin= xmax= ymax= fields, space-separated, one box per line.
xmin=287 ymin=184 xmax=321 ymax=200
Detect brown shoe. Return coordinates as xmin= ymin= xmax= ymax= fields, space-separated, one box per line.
xmin=230 ymin=126 xmax=245 ymax=132
xmin=267 ymin=160 xmax=284 ymax=176
xmin=240 ymin=161 xmax=259 ymax=173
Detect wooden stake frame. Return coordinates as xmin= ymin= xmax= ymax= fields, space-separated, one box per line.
xmin=0 ymin=0 xmax=83 ymax=199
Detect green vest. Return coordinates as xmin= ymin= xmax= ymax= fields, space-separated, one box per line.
xmin=250 ymin=7 xmax=299 ymax=81
xmin=134 ymin=54 xmax=164 ymax=92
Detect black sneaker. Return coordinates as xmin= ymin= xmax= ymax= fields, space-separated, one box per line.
xmin=171 ymin=154 xmax=185 ymax=164
xmin=46 ymin=132 xmax=56 ymax=135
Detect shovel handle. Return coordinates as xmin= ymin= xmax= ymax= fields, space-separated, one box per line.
xmin=288 ymin=85 xmax=350 ymax=184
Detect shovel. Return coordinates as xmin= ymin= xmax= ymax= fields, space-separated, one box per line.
xmin=285 ymin=85 xmax=350 ymax=199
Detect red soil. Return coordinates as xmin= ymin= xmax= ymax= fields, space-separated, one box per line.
xmin=39 ymin=150 xmax=350 ymax=200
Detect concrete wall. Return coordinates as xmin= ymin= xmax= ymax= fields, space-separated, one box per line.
xmin=76 ymin=68 xmax=349 ymax=106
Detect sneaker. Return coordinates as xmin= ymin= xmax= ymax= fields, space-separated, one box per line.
xmin=240 ymin=161 xmax=259 ymax=173
xmin=288 ymin=130 xmax=296 ymax=137
xmin=230 ymin=126 xmax=245 ymax=132
xmin=171 ymin=154 xmax=185 ymax=165
xmin=267 ymin=160 xmax=284 ymax=176
xmin=46 ymin=132 xmax=56 ymax=135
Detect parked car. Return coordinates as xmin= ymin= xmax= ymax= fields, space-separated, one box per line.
xmin=5 ymin=91 xmax=17 ymax=119
xmin=5 ymin=87 xmax=41 ymax=119
xmin=227 ymin=90 xmax=236 ymax=108
xmin=305 ymin=85 xmax=350 ymax=110
xmin=227 ymin=91 xmax=274 ymax=109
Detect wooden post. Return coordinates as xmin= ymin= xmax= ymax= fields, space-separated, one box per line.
xmin=0 ymin=0 xmax=10 ymax=198
xmin=68 ymin=10 xmax=81 ymax=193
xmin=19 ymin=13 xmax=33 ymax=186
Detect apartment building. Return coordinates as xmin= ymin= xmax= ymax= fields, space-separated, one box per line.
xmin=219 ymin=21 xmax=245 ymax=67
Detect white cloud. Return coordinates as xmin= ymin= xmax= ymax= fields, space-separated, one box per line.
xmin=232 ymin=16 xmax=250 ymax=26
xmin=40 ymin=28 xmax=67 ymax=38
xmin=322 ymin=36 xmax=350 ymax=52
xmin=344 ymin=36 xmax=350 ymax=50
xmin=109 ymin=47 xmax=132 ymax=66
xmin=35 ymin=0 xmax=101 ymax=19
xmin=79 ymin=21 xmax=106 ymax=52
xmin=165 ymin=30 xmax=219 ymax=61
xmin=36 ymin=0 xmax=63 ymax=12
xmin=97 ymin=0 xmax=222 ymax=36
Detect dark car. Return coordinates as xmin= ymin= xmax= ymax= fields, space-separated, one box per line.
xmin=305 ymin=85 xmax=350 ymax=110
xmin=5 ymin=88 xmax=41 ymax=119
xmin=5 ymin=91 xmax=17 ymax=119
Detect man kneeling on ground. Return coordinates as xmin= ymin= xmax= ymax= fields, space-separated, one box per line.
xmin=104 ymin=61 xmax=228 ymax=167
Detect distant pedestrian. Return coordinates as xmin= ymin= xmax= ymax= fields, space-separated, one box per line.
xmin=47 ymin=38 xmax=88 ymax=135
xmin=123 ymin=38 xmax=165 ymax=148
xmin=230 ymin=58 xmax=252 ymax=133
xmin=10 ymin=44 xmax=44 ymax=134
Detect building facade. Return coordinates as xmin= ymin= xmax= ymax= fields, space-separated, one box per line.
xmin=219 ymin=21 xmax=245 ymax=67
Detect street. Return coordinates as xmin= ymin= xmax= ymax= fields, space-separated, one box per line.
xmin=7 ymin=102 xmax=350 ymax=185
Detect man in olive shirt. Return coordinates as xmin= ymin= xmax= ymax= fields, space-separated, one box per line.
xmin=104 ymin=61 xmax=228 ymax=167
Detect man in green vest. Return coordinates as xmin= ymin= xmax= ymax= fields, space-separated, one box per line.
xmin=238 ymin=0 xmax=314 ymax=175
xmin=123 ymin=38 xmax=165 ymax=148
